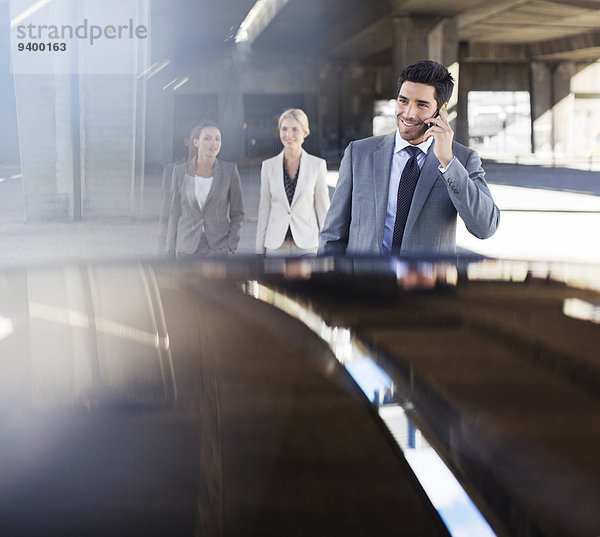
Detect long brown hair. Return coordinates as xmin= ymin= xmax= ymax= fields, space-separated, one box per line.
xmin=187 ymin=120 xmax=221 ymax=161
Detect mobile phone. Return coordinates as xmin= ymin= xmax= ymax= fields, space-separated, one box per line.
xmin=427 ymin=106 xmax=441 ymax=128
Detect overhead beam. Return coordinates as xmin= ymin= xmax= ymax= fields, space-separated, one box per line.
xmin=529 ymin=30 xmax=600 ymax=60
xmin=460 ymin=42 xmax=532 ymax=62
xmin=236 ymin=0 xmax=290 ymax=46
xmin=457 ymin=0 xmax=531 ymax=30
xmin=329 ymin=18 xmax=393 ymax=59
xmin=462 ymin=29 xmax=600 ymax=62
xmin=314 ymin=2 xmax=390 ymax=60
xmin=544 ymin=0 xmax=600 ymax=9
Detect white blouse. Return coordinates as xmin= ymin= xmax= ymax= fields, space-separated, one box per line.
xmin=194 ymin=175 xmax=213 ymax=209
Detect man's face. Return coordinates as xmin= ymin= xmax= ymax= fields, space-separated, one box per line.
xmin=395 ymin=81 xmax=439 ymax=144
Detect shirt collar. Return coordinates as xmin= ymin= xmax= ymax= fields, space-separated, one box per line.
xmin=394 ymin=128 xmax=433 ymax=155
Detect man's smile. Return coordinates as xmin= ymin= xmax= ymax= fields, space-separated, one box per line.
xmin=398 ymin=116 xmax=421 ymax=128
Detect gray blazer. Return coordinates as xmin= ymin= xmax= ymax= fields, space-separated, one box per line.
xmin=165 ymin=158 xmax=245 ymax=255
xmin=318 ymin=132 xmax=500 ymax=256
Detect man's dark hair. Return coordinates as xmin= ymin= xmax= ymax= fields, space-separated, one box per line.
xmin=397 ymin=60 xmax=454 ymax=107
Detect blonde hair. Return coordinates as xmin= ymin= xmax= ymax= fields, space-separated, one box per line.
xmin=278 ymin=108 xmax=310 ymax=136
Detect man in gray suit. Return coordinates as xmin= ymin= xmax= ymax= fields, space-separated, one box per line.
xmin=319 ymin=60 xmax=500 ymax=256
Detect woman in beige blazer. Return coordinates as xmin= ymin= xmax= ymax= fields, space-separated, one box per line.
xmin=256 ymin=109 xmax=330 ymax=256
xmin=166 ymin=121 xmax=244 ymax=257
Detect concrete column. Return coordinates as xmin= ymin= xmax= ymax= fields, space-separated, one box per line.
xmin=79 ymin=74 xmax=139 ymax=217
xmin=571 ymin=60 xmax=600 ymax=156
xmin=218 ymin=91 xmax=244 ymax=164
xmin=13 ymin=0 xmax=150 ymax=220
xmin=14 ymin=74 xmax=71 ymax=220
xmin=0 ymin=0 xmax=19 ymax=168
xmin=315 ymin=61 xmax=349 ymax=161
xmin=530 ymin=62 xmax=553 ymax=154
xmin=455 ymin=72 xmax=469 ymax=147
xmin=340 ymin=63 xmax=375 ymax=145
xmin=304 ymin=90 xmax=320 ymax=155
xmin=132 ymin=0 xmax=150 ymax=217
xmin=391 ymin=16 xmax=458 ymax=78
xmin=11 ymin=0 xmax=76 ymax=220
xmin=217 ymin=52 xmax=244 ymax=163
xmin=552 ymin=61 xmax=576 ymax=154
xmin=79 ymin=0 xmax=149 ymax=218
xmin=391 ymin=16 xmax=431 ymax=81
xmin=143 ymin=9 xmax=175 ymax=172
xmin=428 ymin=18 xmax=460 ymax=141
xmin=55 ymin=75 xmax=76 ymax=215
xmin=427 ymin=18 xmax=459 ymax=67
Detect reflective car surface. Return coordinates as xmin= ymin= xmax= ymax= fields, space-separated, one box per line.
xmin=1 ymin=256 xmax=599 ymax=537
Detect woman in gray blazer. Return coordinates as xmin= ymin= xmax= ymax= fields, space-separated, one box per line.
xmin=256 ymin=109 xmax=330 ymax=256
xmin=165 ymin=121 xmax=245 ymax=257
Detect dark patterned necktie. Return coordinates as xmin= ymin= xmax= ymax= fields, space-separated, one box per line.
xmin=392 ymin=146 xmax=421 ymax=251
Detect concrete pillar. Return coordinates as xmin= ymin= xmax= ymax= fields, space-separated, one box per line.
xmin=13 ymin=74 xmax=72 ymax=220
xmin=427 ymin=18 xmax=459 ymax=67
xmin=428 ymin=18 xmax=460 ymax=141
xmin=315 ymin=61 xmax=345 ymax=161
xmin=530 ymin=62 xmax=553 ymax=154
xmin=341 ymin=63 xmax=375 ymax=144
xmin=218 ymin=91 xmax=244 ymax=164
xmin=455 ymin=73 xmax=469 ymax=147
xmin=304 ymin=90 xmax=320 ymax=155
xmin=55 ymin=76 xmax=76 ymax=214
xmin=0 ymin=0 xmax=19 ymax=168
xmin=552 ymin=61 xmax=576 ymax=154
xmin=391 ymin=16 xmax=432 ymax=82
xmin=217 ymin=52 xmax=244 ymax=163
xmin=79 ymin=0 xmax=149 ymax=218
xmin=12 ymin=0 xmax=149 ymax=220
xmin=390 ymin=16 xmax=458 ymax=80
xmin=80 ymin=74 xmax=140 ymax=217
xmin=143 ymin=9 xmax=175 ymax=172
xmin=571 ymin=60 xmax=600 ymax=156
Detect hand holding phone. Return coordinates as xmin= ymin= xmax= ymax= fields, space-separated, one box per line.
xmin=428 ymin=103 xmax=447 ymax=128
xmin=426 ymin=103 xmax=454 ymax=167
xmin=427 ymin=107 xmax=440 ymax=129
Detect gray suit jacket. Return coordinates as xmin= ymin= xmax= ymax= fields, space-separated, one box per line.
xmin=165 ymin=159 xmax=245 ymax=255
xmin=318 ymin=132 xmax=500 ymax=256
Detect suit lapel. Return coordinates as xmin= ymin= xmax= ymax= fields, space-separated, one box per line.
xmin=273 ymin=151 xmax=289 ymax=208
xmin=291 ymin=149 xmax=309 ymax=208
xmin=184 ymin=173 xmax=202 ymax=213
xmin=404 ymin=142 xmax=440 ymax=239
xmin=373 ymin=133 xmax=395 ymax=247
xmin=203 ymin=158 xmax=221 ymax=208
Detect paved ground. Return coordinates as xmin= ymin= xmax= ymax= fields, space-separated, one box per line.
xmin=0 ymin=160 xmax=599 ymax=267
xmin=457 ymin=162 xmax=600 ymax=263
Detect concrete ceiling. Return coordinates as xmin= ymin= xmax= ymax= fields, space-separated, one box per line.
xmin=151 ymin=0 xmax=258 ymax=62
xmin=153 ymin=0 xmax=600 ymax=63
xmin=252 ymin=0 xmax=600 ymax=62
